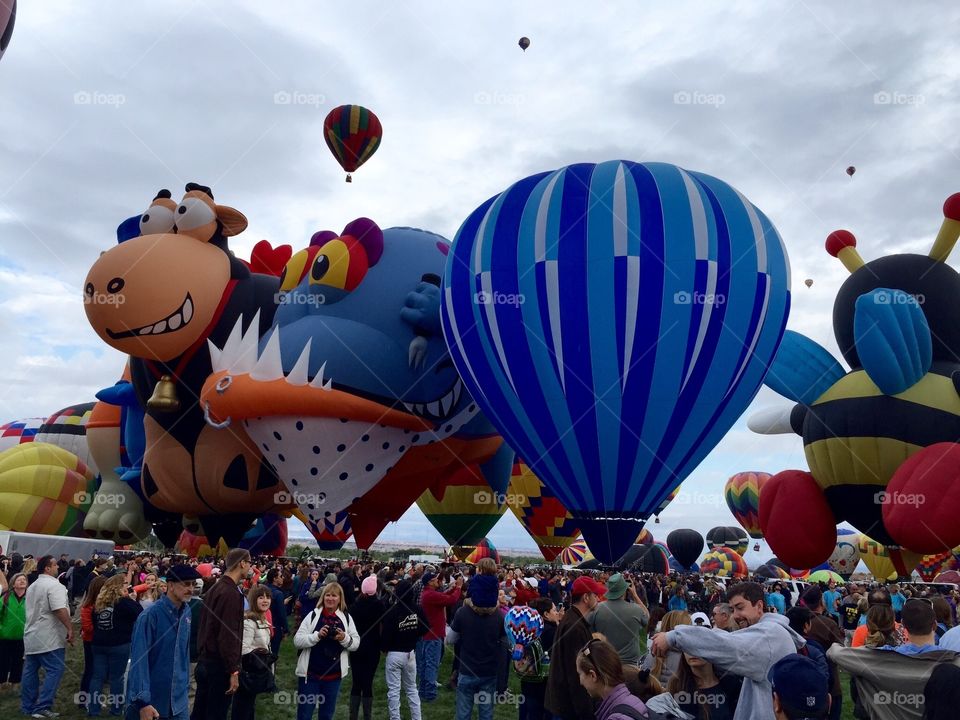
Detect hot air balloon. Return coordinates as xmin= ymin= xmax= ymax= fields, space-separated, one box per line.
xmin=631 ymin=543 xmax=669 ymax=574
xmin=296 ymin=508 xmax=353 ymax=552
xmin=177 ymin=529 xmax=229 ymax=559
xmin=846 ymin=166 xmax=856 ymax=177
xmin=667 ymin=529 xmax=704 ymax=570
xmin=804 ymin=279 xmax=813 ymax=288
xmin=323 ymin=104 xmax=382 ymax=182
xmin=560 ymin=538 xmax=592 ymax=567
xmin=465 ymin=537 xmax=500 ymax=564
xmin=857 ymin=536 xmax=921 ymax=581
xmin=0 ymin=1 xmax=15 ymax=64
xmin=754 ymin=563 xmax=791 ymax=580
xmin=0 ymin=417 xmax=46 ymax=452
xmin=518 ymin=36 xmax=530 ymax=51
xmin=238 ymin=513 xmax=288 ymax=557
xmin=504 ymin=605 xmax=542 ymax=661
xmin=700 ymin=547 xmax=748 ymax=578
xmin=0 ymin=443 xmax=96 ymax=534
xmin=669 ymin=556 xmax=699 ymax=573
xmin=724 ymin=472 xmax=770 ymax=539
xmin=935 ymin=570 xmax=960 ymax=584
xmin=917 ymin=550 xmax=955 ymax=582
xmin=706 ymin=526 xmax=749 ymax=556
xmin=652 ymin=486 xmax=680 ymax=524
xmin=507 ymin=459 xmax=580 ymax=561
xmin=442 ymin=161 xmax=791 ymax=563
xmin=417 ymin=465 xmax=507 ymax=553
xmin=827 ymin=528 xmax=860 ymax=579
xmin=636 ymin=529 xmax=655 ymax=546
xmin=36 ymin=403 xmax=98 ymax=472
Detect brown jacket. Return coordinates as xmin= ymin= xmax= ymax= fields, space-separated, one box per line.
xmin=197 ymin=575 xmax=244 ymax=673
xmin=808 ymin=612 xmax=844 ymax=696
xmin=545 ymin=606 xmax=594 ymax=720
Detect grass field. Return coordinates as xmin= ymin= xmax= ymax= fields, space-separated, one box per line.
xmin=0 ymin=631 xmax=857 ymax=719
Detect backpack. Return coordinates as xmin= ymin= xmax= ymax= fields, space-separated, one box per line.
xmin=513 ymin=638 xmax=549 ymax=682
xmin=610 ymin=704 xmax=666 ymax=720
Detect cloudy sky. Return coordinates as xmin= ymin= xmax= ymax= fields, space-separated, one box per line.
xmin=2 ymin=2 xmax=958 ymax=555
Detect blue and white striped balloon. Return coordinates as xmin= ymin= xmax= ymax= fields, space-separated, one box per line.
xmin=442 ymin=161 xmax=791 ymax=562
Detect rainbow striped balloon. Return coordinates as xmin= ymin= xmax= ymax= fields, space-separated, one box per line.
xmin=724 ymin=471 xmax=771 ymax=539
xmin=465 ymin=537 xmax=500 ymax=564
xmin=442 ymin=161 xmax=791 ymax=562
xmin=560 ymin=537 xmax=592 ymax=566
xmin=701 ymin=547 xmax=748 ymax=578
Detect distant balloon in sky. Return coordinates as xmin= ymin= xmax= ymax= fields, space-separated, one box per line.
xmin=0 ymin=1 xmax=15 ymax=65
xmin=442 ymin=160 xmax=791 ymax=563
xmin=846 ymin=166 xmax=856 ymax=177
xmin=323 ymin=104 xmax=382 ymax=182
xmin=805 ymin=278 xmax=813 ymax=288
xmin=518 ymin=36 xmax=530 ymax=51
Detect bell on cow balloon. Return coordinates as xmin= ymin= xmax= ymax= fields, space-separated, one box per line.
xmin=147 ymin=375 xmax=180 ymax=412
xmin=519 ymin=36 xmax=530 ymax=51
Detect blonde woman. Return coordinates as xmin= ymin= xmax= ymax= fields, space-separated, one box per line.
xmin=232 ymin=585 xmax=274 ymax=720
xmin=135 ymin=573 xmax=161 ymax=610
xmin=89 ymin=575 xmax=142 ymax=715
xmin=641 ymin=610 xmax=691 ymax=685
xmin=294 ymin=581 xmax=360 ymax=720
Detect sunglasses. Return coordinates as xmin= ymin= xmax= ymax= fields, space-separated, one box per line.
xmin=579 ymin=637 xmax=603 ymax=674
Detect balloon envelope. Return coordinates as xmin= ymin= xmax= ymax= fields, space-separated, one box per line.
xmin=323 ymin=104 xmax=382 ymax=175
xmin=700 ymin=547 xmax=748 ymax=577
xmin=667 ymin=528 xmax=703 ymax=569
xmin=442 ymin=160 xmax=791 ymax=562
xmin=465 ymin=537 xmax=500 ymax=564
xmin=518 ymin=36 xmax=530 ymax=51
xmin=508 ymin=458 xmax=580 ymax=561
xmin=724 ymin=472 xmax=770 ymax=539
xmin=0 ymin=0 xmax=15 ymax=64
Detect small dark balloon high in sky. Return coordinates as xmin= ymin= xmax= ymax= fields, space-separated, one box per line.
xmin=519 ymin=36 xmax=530 ymax=51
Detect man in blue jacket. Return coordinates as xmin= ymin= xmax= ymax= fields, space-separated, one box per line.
xmin=264 ymin=568 xmax=288 ymax=658
xmin=127 ymin=564 xmax=202 ymax=720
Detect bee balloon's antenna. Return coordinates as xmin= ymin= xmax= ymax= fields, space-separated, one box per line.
xmin=826 ymin=230 xmax=865 ymax=273
xmin=928 ymin=193 xmax=960 ymax=263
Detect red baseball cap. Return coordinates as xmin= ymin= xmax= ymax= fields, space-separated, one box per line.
xmin=572 ymin=576 xmax=607 ymax=597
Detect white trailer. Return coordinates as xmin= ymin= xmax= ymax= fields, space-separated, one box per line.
xmin=0 ymin=531 xmax=115 ymax=561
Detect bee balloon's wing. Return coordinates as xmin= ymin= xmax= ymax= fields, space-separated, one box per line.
xmin=853 ymin=288 xmax=932 ymax=395
xmin=762 ymin=330 xmax=846 ymax=404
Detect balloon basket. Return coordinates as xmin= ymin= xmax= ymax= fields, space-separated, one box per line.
xmin=345 ymin=174 xmax=352 ymax=183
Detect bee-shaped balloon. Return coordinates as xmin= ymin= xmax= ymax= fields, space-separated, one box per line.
xmin=752 ymin=193 xmax=960 ymax=569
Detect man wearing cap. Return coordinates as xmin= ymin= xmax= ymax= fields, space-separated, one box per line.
xmin=417 ymin=570 xmax=462 ymax=703
xmin=265 ymin=568 xmax=289 ymax=659
xmin=545 ymin=575 xmax=606 ymax=720
xmin=769 ymin=654 xmax=830 ymax=720
xmin=127 ymin=564 xmax=202 ymax=720
xmin=588 ymin=573 xmax=649 ymax=667
xmin=192 ymin=548 xmax=251 ymax=720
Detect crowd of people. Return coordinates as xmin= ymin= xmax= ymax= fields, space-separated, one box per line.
xmin=0 ymin=548 xmax=958 ymax=719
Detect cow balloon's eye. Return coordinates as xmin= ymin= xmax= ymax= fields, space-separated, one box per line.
xmin=139 ymin=205 xmax=176 ymax=236
xmin=174 ymin=197 xmax=216 ymax=234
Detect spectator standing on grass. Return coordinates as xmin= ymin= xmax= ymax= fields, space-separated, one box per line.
xmin=78 ymin=575 xmax=108 ymax=708
xmin=447 ymin=567 xmax=506 ymax=720
xmin=0 ymin=570 xmax=28 ymax=691
xmin=88 ymin=575 xmax=143 ymax=715
xmin=589 ymin=573 xmax=649 ymax=667
xmin=417 ymin=569 xmax=462 ymax=703
xmin=798 ymin=587 xmax=843 ymax=720
xmin=127 ymin=564 xmax=201 ymax=720
xmin=575 ymin=637 xmax=649 ymax=720
xmin=519 ymin=597 xmax=557 ymax=720
xmin=381 ymin=579 xmax=428 ymax=720
xmin=293 ymin=581 xmax=360 ymax=720
xmin=347 ymin=576 xmax=384 ymax=720
xmin=20 ymin=554 xmax=73 ymax=719
xmin=545 ymin=575 xmax=607 ymax=720
xmin=231 ymin=585 xmax=274 ymax=720
xmin=193 ymin=548 xmax=251 ymax=720
xmin=264 ymin=569 xmax=289 ymax=659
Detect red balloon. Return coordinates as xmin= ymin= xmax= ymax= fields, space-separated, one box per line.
xmin=884 ymin=442 xmax=960 ymax=554
xmin=323 ymin=105 xmax=382 ymax=180
xmin=760 ymin=470 xmax=836 ymax=569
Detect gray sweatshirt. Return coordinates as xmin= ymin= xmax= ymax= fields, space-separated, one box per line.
xmin=666 ymin=613 xmax=804 ymax=720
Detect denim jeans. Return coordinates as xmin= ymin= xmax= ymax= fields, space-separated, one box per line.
xmin=385 ymin=650 xmax=421 ymax=720
xmin=20 ymin=648 xmax=66 ymax=714
xmin=296 ymin=676 xmax=341 ymax=720
xmin=455 ymin=673 xmax=495 ymax=720
xmin=88 ymin=643 xmax=130 ymax=715
xmin=416 ymin=638 xmax=442 ymax=701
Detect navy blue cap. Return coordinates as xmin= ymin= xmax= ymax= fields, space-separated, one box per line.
xmin=768 ymin=654 xmax=829 ymax=719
